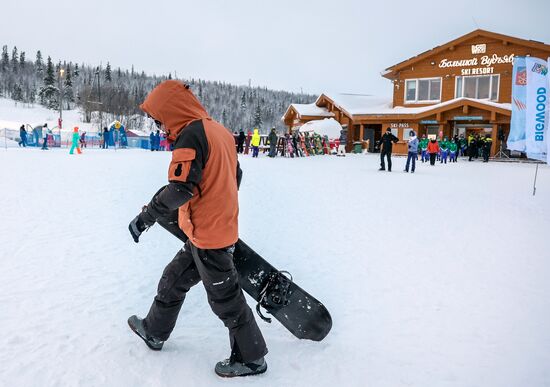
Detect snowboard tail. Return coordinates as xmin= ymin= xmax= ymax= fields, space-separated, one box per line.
xmin=156 ymin=213 xmax=332 ymax=342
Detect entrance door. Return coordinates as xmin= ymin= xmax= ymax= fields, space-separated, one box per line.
xmin=455 ymin=123 xmax=493 ymax=139
xmin=364 ymin=124 xmax=382 ymax=152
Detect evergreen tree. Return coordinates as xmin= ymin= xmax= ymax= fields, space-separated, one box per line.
xmin=11 ymin=46 xmax=18 ymax=72
xmin=240 ymin=91 xmax=247 ymax=111
xmin=28 ymin=84 xmax=36 ymax=104
xmin=1 ymin=45 xmax=9 ymax=71
xmin=253 ymin=102 xmax=262 ymax=129
xmin=35 ymin=50 xmax=43 ymax=74
xmin=12 ymin=83 xmax=23 ymax=101
xmin=222 ymin=108 xmax=227 ymax=125
xmin=39 ymin=56 xmax=59 ymax=108
xmin=105 ymin=62 xmax=112 ymax=82
xmin=64 ymin=65 xmax=74 ymax=109
xmin=74 ymin=63 xmax=79 ymax=78
xmin=64 ymin=65 xmax=72 ymax=88
xmin=19 ymin=51 xmax=25 ymax=70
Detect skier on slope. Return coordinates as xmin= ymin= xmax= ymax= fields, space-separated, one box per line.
xmin=127 ymin=80 xmax=268 ymax=378
xmin=69 ymin=127 xmax=82 ymax=155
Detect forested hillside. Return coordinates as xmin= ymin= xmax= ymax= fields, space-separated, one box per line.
xmin=0 ymin=45 xmax=315 ymax=133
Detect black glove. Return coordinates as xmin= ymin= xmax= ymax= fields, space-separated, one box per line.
xmin=129 ymin=215 xmax=147 ymax=243
xmin=128 ymin=207 xmax=156 ymax=243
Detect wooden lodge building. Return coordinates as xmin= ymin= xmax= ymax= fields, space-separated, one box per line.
xmin=283 ymin=30 xmax=550 ymax=156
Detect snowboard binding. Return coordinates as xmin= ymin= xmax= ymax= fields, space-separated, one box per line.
xmin=256 ymin=270 xmax=293 ymax=323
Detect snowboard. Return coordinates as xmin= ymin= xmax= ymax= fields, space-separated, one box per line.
xmin=156 ymin=211 xmax=332 ymax=342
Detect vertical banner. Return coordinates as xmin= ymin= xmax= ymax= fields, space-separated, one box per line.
xmin=508 ymin=56 xmax=527 ymax=151
xmin=525 ymin=57 xmax=548 ymax=162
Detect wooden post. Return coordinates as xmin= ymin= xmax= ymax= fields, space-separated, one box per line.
xmin=439 ymin=123 xmax=446 ymax=139
xmin=491 ymin=123 xmax=498 ymax=156
xmin=359 ymin=124 xmax=364 ymax=142
xmin=347 ymin=116 xmax=354 ymax=152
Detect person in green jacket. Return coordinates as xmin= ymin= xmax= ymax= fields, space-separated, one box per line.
xmin=419 ymin=135 xmax=429 ymax=162
xmin=69 ymin=126 xmax=82 ymax=154
xmin=440 ymin=137 xmax=449 ymax=163
xmin=448 ymin=140 xmax=458 ymax=162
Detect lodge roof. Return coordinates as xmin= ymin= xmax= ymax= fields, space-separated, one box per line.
xmin=282 ymin=103 xmax=334 ymax=120
xmin=383 ymin=29 xmax=550 ymax=79
xmin=285 ymin=92 xmax=511 ymax=121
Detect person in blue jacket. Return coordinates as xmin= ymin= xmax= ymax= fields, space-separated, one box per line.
xmin=149 ymin=131 xmax=155 ymax=151
xmin=102 ymin=127 xmax=109 ymax=149
xmin=18 ymin=125 xmax=28 ymax=147
xmin=404 ymin=130 xmax=419 ymax=173
xmin=154 ymin=130 xmax=161 ymax=151
xmin=120 ymin=125 xmax=128 ymax=148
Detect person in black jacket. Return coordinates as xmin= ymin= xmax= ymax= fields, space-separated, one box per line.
xmin=378 ymin=128 xmax=399 ymax=171
xmin=237 ymin=130 xmax=246 ymax=154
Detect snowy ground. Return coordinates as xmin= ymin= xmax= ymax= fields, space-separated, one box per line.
xmin=1 ymin=148 xmax=550 ymax=387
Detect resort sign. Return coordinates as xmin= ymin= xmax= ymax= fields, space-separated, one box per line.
xmin=438 ymin=53 xmax=515 ymax=76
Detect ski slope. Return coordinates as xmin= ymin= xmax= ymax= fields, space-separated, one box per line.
xmin=1 ymin=148 xmax=549 ymax=387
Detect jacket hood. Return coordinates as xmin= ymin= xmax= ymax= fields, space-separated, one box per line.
xmin=253 ymin=128 xmax=259 ymax=135
xmin=140 ymin=80 xmax=209 ymax=142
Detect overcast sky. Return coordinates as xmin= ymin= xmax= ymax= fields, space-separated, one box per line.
xmin=2 ymin=0 xmax=549 ymax=97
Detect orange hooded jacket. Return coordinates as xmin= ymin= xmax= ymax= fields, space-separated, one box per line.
xmin=140 ymin=80 xmax=239 ymax=249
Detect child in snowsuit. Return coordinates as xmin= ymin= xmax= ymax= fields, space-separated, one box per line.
xmin=449 ymin=141 xmax=458 ymax=162
xmin=427 ymin=138 xmax=440 ymax=166
xmin=440 ymin=138 xmax=449 ymax=164
xmin=69 ymin=127 xmax=82 ymax=154
xmin=419 ymin=135 xmax=429 ymax=163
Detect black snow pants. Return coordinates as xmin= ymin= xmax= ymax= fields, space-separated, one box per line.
xmin=144 ymin=240 xmax=268 ymax=363
xmin=380 ymin=149 xmax=392 ymax=171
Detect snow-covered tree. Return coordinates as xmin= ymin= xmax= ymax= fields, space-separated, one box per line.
xmin=12 ymin=83 xmax=23 ymax=101
xmin=11 ymin=46 xmax=18 ymax=72
xmin=19 ymin=51 xmax=25 ymax=70
xmin=1 ymin=46 xmax=9 ymax=71
xmin=105 ymin=62 xmax=112 ymax=82
xmin=38 ymin=56 xmax=59 ymax=109
xmin=253 ymin=102 xmax=262 ymax=129
xmin=35 ymin=50 xmax=43 ymax=74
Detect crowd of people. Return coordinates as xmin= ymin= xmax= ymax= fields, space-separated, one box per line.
xmin=233 ymin=127 xmax=340 ymax=158
xmin=417 ymin=132 xmax=493 ymax=166
xmin=374 ymin=128 xmax=494 ymax=173
xmin=14 ymin=122 xmax=131 ymax=151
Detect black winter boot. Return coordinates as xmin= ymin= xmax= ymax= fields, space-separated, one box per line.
xmin=128 ymin=315 xmax=164 ymax=351
xmin=215 ymin=357 xmax=267 ymax=378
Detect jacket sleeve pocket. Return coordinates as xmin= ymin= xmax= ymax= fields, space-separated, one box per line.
xmin=168 ymin=148 xmax=196 ymax=183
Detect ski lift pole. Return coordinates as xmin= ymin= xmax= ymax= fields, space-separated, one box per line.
xmin=533 ymin=163 xmax=539 ymax=196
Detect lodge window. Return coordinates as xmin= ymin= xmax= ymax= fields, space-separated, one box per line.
xmin=404 ymin=78 xmax=441 ymax=103
xmin=455 ymin=75 xmax=500 ymax=101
